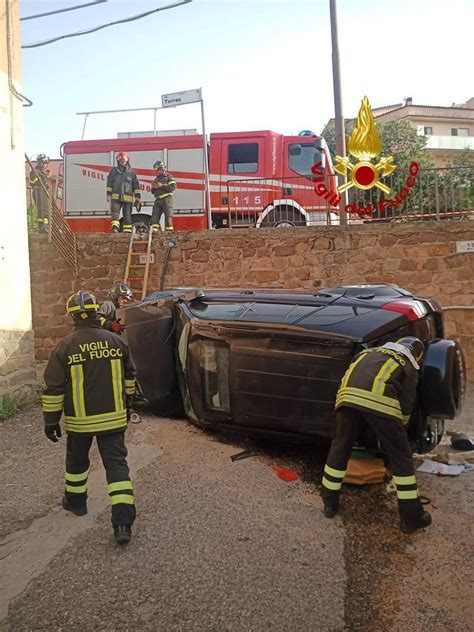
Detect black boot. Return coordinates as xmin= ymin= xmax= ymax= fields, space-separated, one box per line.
xmin=399 ymin=499 xmax=432 ymax=534
xmin=62 ymin=496 xmax=87 ymax=516
xmin=114 ymin=525 xmax=132 ymax=544
xmin=321 ymin=491 xmax=340 ymax=518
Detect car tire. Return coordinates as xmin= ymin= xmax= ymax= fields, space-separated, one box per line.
xmin=261 ymin=205 xmax=306 ymax=228
xmin=131 ymin=213 xmax=150 ymax=228
xmin=420 ymin=339 xmax=466 ymax=419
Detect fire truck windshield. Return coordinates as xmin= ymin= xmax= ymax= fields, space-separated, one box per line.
xmin=288 ymin=143 xmax=323 ymax=177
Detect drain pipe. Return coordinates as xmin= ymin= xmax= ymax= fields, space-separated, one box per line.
xmin=442 ymin=306 xmax=474 ymax=311
xmin=160 ymin=239 xmax=176 ymax=290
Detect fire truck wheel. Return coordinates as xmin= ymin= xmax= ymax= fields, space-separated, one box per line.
xmin=263 ymin=206 xmax=306 ymax=228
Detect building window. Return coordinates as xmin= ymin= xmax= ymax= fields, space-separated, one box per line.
xmin=228 ymin=143 xmax=259 ymax=173
xmin=423 ymin=127 xmax=433 ymax=136
xmin=451 ymin=128 xmax=470 ymax=137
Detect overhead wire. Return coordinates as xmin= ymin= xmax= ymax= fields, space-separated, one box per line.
xmin=5 ymin=0 xmax=32 ymax=134
xmin=22 ymin=0 xmax=192 ymax=49
xmin=21 ymin=1 xmax=108 ymax=22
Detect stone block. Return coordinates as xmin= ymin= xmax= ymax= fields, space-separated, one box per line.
xmin=254 ymin=269 xmax=279 ymax=283
xmin=399 ymin=259 xmax=417 ymax=272
xmin=289 ymin=255 xmax=305 ymax=268
xmin=273 ymin=244 xmax=295 ymax=257
xmin=181 ymin=241 xmax=198 ymax=251
xmin=191 ymin=250 xmax=210 ymax=263
xmin=427 ymin=243 xmax=452 ymax=257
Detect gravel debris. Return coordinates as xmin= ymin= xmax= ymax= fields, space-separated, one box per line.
xmin=1 ymin=398 xmax=473 ymax=631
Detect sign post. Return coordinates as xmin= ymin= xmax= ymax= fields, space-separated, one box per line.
xmin=162 ymin=88 xmax=212 ymax=229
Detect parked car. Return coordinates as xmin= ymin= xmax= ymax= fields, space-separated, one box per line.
xmin=120 ymin=284 xmax=466 ymax=454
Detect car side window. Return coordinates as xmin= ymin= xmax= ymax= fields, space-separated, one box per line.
xmin=200 ymin=340 xmax=230 ymax=412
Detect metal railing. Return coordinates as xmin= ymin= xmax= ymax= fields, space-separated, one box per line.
xmin=26 ymin=155 xmax=78 ymax=274
xmin=347 ymin=165 xmax=474 ymax=223
xmin=225 ymin=175 xmax=339 ymax=227
xmin=225 ymin=166 xmax=474 ymax=227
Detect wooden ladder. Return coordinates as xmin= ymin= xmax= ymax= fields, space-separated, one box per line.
xmin=123 ymin=226 xmax=154 ymax=300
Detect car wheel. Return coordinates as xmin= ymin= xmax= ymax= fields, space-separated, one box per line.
xmin=262 ymin=206 xmax=306 ymax=228
xmin=131 ymin=213 xmax=151 ymax=229
xmin=420 ymin=339 xmax=466 ymax=419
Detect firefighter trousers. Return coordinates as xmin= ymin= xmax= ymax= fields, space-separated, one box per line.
xmin=33 ymin=188 xmax=50 ymax=231
xmin=65 ymin=431 xmax=136 ymax=526
xmin=110 ymin=201 xmax=132 ymax=233
xmin=321 ymin=407 xmax=423 ymax=521
xmin=151 ymin=196 xmax=174 ymax=230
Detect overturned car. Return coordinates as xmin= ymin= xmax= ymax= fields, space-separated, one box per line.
xmin=120 ymin=284 xmax=466 ymax=453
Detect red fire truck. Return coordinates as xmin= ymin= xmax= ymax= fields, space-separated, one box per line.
xmin=61 ymin=130 xmax=339 ymax=232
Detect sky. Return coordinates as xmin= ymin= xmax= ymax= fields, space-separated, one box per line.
xmin=20 ymin=0 xmax=474 ymax=159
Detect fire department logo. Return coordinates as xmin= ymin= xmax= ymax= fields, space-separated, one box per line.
xmin=333 ymin=96 xmax=396 ymax=195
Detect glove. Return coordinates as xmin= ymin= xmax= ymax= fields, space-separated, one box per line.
xmin=134 ymin=200 xmax=142 ymax=212
xmin=111 ymin=319 xmax=125 ymax=334
xmin=45 ymin=424 xmax=62 ymax=443
xmin=106 ymin=194 xmax=111 ymax=203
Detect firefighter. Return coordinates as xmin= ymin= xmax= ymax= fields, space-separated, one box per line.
xmin=106 ymin=152 xmax=141 ymax=234
xmin=150 ymin=160 xmax=176 ymax=233
xmin=29 ymin=154 xmax=51 ymax=233
xmin=97 ymin=282 xmax=134 ymax=335
xmin=321 ymin=337 xmax=432 ymax=534
xmin=42 ymin=290 xmax=137 ymax=544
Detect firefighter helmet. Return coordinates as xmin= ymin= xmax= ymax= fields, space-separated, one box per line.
xmin=116 ymin=152 xmax=129 ymax=165
xmin=66 ymin=291 xmax=99 ymax=319
xmin=153 ymin=160 xmax=166 ymax=171
xmin=36 ymin=153 xmax=49 ymax=164
xmin=108 ymin=282 xmax=133 ymax=305
xmin=397 ymin=336 xmax=425 ymax=363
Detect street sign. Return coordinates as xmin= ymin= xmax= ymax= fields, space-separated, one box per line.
xmin=456 ymin=240 xmax=474 ymax=253
xmin=161 ymin=89 xmax=202 ymax=108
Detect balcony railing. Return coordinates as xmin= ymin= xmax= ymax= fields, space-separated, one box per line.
xmin=423 ymin=135 xmax=474 ymax=151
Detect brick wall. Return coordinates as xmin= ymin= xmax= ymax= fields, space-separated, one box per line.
xmin=29 ymin=222 xmax=474 ymax=386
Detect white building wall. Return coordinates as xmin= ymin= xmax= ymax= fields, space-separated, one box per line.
xmin=0 ymin=0 xmax=36 ymax=396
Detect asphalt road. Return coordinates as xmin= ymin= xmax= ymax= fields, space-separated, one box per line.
xmin=1 ymin=403 xmax=473 ymax=631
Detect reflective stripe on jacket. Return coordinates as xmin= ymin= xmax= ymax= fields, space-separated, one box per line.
xmin=106 ymin=166 xmax=141 ymax=203
xmin=97 ymin=299 xmax=116 ymax=330
xmin=335 ymin=347 xmax=419 ymax=423
xmin=42 ymin=320 xmax=136 ymax=435
xmin=151 ymin=173 xmax=176 ymax=199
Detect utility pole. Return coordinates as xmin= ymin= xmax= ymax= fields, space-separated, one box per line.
xmin=329 ymin=0 xmax=347 ymax=225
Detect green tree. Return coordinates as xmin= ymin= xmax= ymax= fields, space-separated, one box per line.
xmin=321 ymin=119 xmax=440 ymax=220
xmin=322 ymin=119 xmax=433 ymax=170
xmin=437 ymin=148 xmax=474 ymax=214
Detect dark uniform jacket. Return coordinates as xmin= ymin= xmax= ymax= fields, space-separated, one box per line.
xmin=151 ymin=173 xmax=176 ymax=199
xmin=106 ymin=166 xmax=141 ymax=203
xmin=97 ymin=299 xmax=117 ymax=331
xmin=42 ymin=320 xmax=136 ymax=435
xmin=29 ymin=165 xmax=50 ymax=208
xmin=336 ymin=347 xmax=419 ymax=423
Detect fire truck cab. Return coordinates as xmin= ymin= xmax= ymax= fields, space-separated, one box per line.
xmin=62 ymin=130 xmax=338 ymax=233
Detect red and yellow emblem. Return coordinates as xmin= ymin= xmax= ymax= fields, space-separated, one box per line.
xmin=334 ymin=96 xmax=396 ymax=195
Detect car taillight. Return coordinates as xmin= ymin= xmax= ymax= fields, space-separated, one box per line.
xmin=382 ymin=299 xmax=427 ymax=321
